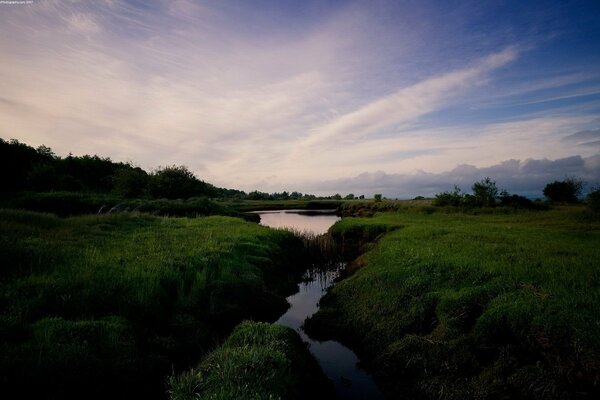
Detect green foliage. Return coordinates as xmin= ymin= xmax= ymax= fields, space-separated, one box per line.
xmin=0 ymin=211 xmax=305 ymax=398
xmin=587 ymin=188 xmax=600 ymax=213
xmin=111 ymin=167 xmax=149 ymax=197
xmin=472 ymin=176 xmax=498 ymax=207
xmin=148 ymin=165 xmax=215 ymax=199
xmin=374 ymin=193 xmax=383 ymax=202
xmin=167 ymin=321 xmax=332 ymax=400
xmin=543 ymin=178 xmax=583 ymax=203
xmin=306 ymin=207 xmax=600 ymax=399
xmin=433 ymin=185 xmax=463 ymax=206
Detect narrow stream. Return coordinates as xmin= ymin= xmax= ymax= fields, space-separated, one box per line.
xmin=257 ymin=210 xmax=384 ymax=400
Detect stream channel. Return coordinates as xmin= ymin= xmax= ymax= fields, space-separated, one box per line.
xmin=256 ymin=210 xmax=384 ymax=400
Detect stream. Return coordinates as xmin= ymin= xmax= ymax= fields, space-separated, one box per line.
xmin=257 ymin=210 xmax=384 ymax=400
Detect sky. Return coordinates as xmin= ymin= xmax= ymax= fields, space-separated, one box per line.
xmin=1 ymin=0 xmax=600 ymax=198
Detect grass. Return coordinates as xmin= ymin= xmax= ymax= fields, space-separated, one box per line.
xmin=305 ymin=205 xmax=600 ymax=399
xmin=0 ymin=209 xmax=305 ymax=399
xmin=167 ymin=321 xmax=333 ymax=400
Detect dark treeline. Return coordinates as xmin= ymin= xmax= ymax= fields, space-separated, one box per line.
xmin=0 ymin=138 xmax=242 ymax=199
xmin=0 ymin=138 xmax=337 ymax=200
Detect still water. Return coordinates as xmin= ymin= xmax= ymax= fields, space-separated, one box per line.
xmin=257 ymin=210 xmax=384 ymax=400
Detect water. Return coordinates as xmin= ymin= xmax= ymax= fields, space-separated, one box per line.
xmin=257 ymin=209 xmax=340 ymax=235
xmin=257 ymin=210 xmax=384 ymax=400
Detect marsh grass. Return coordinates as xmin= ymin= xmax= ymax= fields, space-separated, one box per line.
xmin=306 ymin=205 xmax=600 ymax=399
xmin=0 ymin=210 xmax=304 ymax=399
xmin=167 ymin=321 xmax=334 ymax=400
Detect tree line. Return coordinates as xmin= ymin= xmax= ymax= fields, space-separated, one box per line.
xmin=0 ymin=139 xmax=351 ymax=200
xmin=433 ymin=176 xmax=599 ymax=210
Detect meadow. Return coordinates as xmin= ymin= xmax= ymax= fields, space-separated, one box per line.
xmin=0 ymin=210 xmax=308 ymax=399
xmin=306 ymin=205 xmax=600 ymax=399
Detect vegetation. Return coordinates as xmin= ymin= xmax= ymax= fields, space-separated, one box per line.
xmin=543 ymin=178 xmax=584 ymax=203
xmin=0 ymin=138 xmax=357 ymax=206
xmin=433 ymin=178 xmax=546 ymax=210
xmin=0 ymin=210 xmax=307 ymax=399
xmin=305 ymin=206 xmax=600 ymax=399
xmin=168 ymin=321 xmax=333 ymax=400
xmin=588 ymin=187 xmax=600 ymax=213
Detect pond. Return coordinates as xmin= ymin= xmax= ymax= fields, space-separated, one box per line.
xmin=256 ymin=210 xmax=384 ymax=400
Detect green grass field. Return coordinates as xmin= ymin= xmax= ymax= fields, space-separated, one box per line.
xmin=0 ymin=210 xmax=305 ymax=399
xmin=306 ymin=206 xmax=600 ymax=399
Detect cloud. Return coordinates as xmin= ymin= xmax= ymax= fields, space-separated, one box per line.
xmin=299 ymin=154 xmax=600 ymax=198
xmin=1 ymin=1 xmax=599 ymax=195
xmin=296 ymin=47 xmax=519 ymax=149
xmin=562 ymin=128 xmax=600 ymax=144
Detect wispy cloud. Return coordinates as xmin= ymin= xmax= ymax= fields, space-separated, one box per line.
xmin=297 ymin=47 xmax=519 ymax=149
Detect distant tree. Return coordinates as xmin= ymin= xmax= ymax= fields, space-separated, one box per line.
xmin=331 ymin=193 xmax=342 ymax=200
xmin=112 ymin=167 xmax=149 ymax=198
xmin=148 ymin=165 xmax=204 ymax=199
xmin=27 ymin=164 xmax=61 ymax=191
xmin=247 ymin=190 xmax=270 ymax=200
xmin=359 ymin=195 xmax=365 ymax=199
xmin=433 ymin=186 xmax=463 ymax=206
xmin=413 ymin=196 xmax=425 ymax=200
xmin=543 ymin=178 xmax=583 ymax=203
xmin=36 ymin=144 xmax=56 ymax=159
xmin=586 ymin=187 xmax=600 ymax=213
xmin=472 ymin=177 xmax=498 ymax=207
xmin=344 ymin=193 xmax=355 ymax=200
xmin=374 ymin=194 xmax=382 ymax=202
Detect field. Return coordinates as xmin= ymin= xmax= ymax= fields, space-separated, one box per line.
xmin=0 ymin=210 xmax=307 ymax=399
xmin=306 ymin=205 xmax=600 ymax=399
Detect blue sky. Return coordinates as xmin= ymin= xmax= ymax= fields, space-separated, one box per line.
xmin=1 ymin=0 xmax=599 ymax=197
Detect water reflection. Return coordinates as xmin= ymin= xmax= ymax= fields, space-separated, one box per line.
xmin=257 ymin=210 xmax=384 ymax=400
xmin=256 ymin=209 xmax=339 ymax=235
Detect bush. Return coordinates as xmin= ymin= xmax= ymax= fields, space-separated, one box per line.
xmin=433 ymin=186 xmax=463 ymax=206
xmin=587 ymin=188 xmax=600 ymax=213
xmin=148 ymin=165 xmax=215 ymax=199
xmin=472 ymin=177 xmax=498 ymax=207
xmin=543 ymin=178 xmax=583 ymax=203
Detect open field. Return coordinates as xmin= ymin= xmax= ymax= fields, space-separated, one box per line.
xmin=306 ymin=205 xmax=600 ymax=399
xmin=0 ymin=210 xmax=306 ymax=399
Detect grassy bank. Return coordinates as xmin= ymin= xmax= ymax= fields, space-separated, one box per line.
xmin=306 ymin=206 xmax=600 ymax=399
xmin=0 ymin=210 xmax=305 ymax=399
xmin=168 ymin=321 xmax=333 ymax=400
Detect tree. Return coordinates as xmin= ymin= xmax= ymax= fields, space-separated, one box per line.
xmin=472 ymin=177 xmax=498 ymax=207
xmin=433 ymin=185 xmax=463 ymax=206
xmin=587 ymin=187 xmax=600 ymax=213
xmin=148 ymin=165 xmax=204 ymax=199
xmin=344 ymin=193 xmax=355 ymax=200
xmin=112 ymin=167 xmax=149 ymax=198
xmin=374 ymin=194 xmax=382 ymax=202
xmin=543 ymin=178 xmax=583 ymax=203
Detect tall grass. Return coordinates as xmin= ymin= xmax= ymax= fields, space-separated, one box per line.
xmin=305 ymin=205 xmax=600 ymax=399
xmin=0 ymin=210 xmax=304 ymax=399
xmin=167 ymin=321 xmax=334 ymax=400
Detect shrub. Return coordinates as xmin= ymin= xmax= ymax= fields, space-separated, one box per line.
xmin=433 ymin=185 xmax=463 ymax=206
xmin=587 ymin=188 xmax=600 ymax=213
xmin=472 ymin=177 xmax=498 ymax=207
xmin=543 ymin=178 xmax=583 ymax=203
